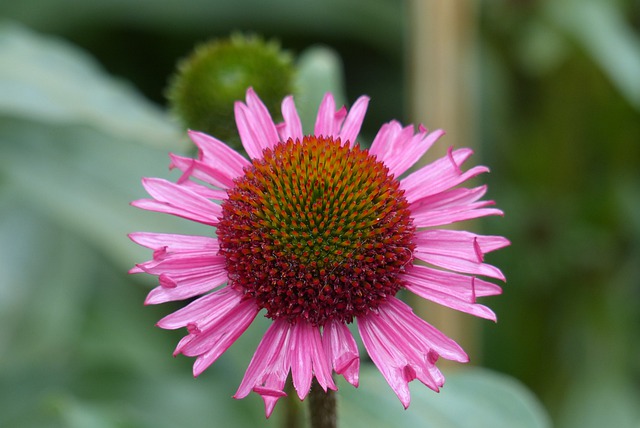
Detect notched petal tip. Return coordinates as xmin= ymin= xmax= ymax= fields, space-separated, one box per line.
xmin=159 ymin=273 xmax=178 ymax=289
xmin=234 ymin=386 xmax=287 ymax=419
xmin=128 ymin=264 xmax=143 ymax=274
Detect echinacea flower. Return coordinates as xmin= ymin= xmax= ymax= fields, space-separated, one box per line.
xmin=130 ymin=88 xmax=508 ymax=417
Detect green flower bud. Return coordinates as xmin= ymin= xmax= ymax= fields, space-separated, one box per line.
xmin=167 ymin=34 xmax=294 ymax=150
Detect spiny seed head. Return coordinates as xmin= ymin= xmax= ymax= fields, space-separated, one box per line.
xmin=167 ymin=34 xmax=294 ymax=149
xmin=217 ymin=136 xmax=415 ymax=326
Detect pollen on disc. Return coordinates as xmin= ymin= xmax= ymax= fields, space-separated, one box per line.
xmin=217 ymin=136 xmax=415 ymax=326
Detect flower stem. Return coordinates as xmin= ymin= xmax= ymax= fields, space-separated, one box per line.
xmin=283 ymin=380 xmax=302 ymax=428
xmin=308 ymin=380 xmax=337 ymax=428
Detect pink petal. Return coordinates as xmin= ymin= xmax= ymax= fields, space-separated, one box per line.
xmin=156 ymin=286 xmax=242 ymax=330
xmin=188 ymin=130 xmax=249 ymax=179
xmin=235 ymin=88 xmax=280 ymax=159
xmin=405 ymin=264 xmax=502 ymax=299
xmin=235 ymin=319 xmax=292 ymax=418
xmin=138 ymin=248 xmax=228 ymax=304
xmin=414 ymin=229 xmax=511 ymax=261
xmin=370 ymin=122 xmax=444 ymax=178
xmin=131 ymin=199 xmax=216 ymax=226
xmin=408 ymin=185 xmax=504 ymax=228
xmin=382 ymin=297 xmax=468 ymax=363
xmin=165 ymin=295 xmax=259 ymax=377
xmin=173 ymin=179 xmax=228 ymax=201
xmin=185 ymin=298 xmax=258 ymax=370
xmin=169 ymin=153 xmax=235 ymax=189
xmin=358 ymin=297 xmax=467 ymax=408
xmin=314 ymin=93 xmax=347 ymax=137
xmin=413 ymin=230 xmax=506 ymax=280
xmin=137 ymin=250 xmax=222 ymax=275
xmin=290 ymin=321 xmax=336 ymax=400
xmin=323 ymin=319 xmax=360 ymax=387
xmin=145 ymin=266 xmax=228 ymax=304
xmin=278 ymin=95 xmax=303 ymax=142
xmin=337 ymin=96 xmax=369 ymax=146
xmin=414 ymin=252 xmax=504 ymax=280
xmin=133 ymin=177 xmax=222 ymax=225
xmin=412 ymin=204 xmax=504 ymax=229
xmin=128 ymin=232 xmax=219 ymax=252
xmin=410 ymin=185 xmax=489 ymax=212
xmin=404 ymin=269 xmax=498 ymax=321
xmin=401 ymin=147 xmax=489 ymax=203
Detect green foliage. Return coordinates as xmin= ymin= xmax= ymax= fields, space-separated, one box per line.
xmin=295 ymin=46 xmax=346 ymax=135
xmin=339 ymin=367 xmax=550 ymax=428
xmin=7 ymin=0 xmax=639 ymax=426
xmin=0 ymin=21 xmax=550 ymax=428
xmin=479 ymin=0 xmax=640 ymax=425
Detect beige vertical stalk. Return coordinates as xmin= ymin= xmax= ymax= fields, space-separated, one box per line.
xmin=407 ymin=0 xmax=480 ymax=363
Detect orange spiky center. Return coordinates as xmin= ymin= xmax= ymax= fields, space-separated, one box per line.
xmin=217 ymin=136 xmax=415 ymax=326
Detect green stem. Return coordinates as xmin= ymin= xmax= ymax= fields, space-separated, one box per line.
xmin=308 ymin=380 xmax=337 ymax=428
xmin=283 ymin=380 xmax=302 ymax=428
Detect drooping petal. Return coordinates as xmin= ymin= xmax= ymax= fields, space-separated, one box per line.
xmin=358 ymin=296 xmax=467 ymax=409
xmin=234 ymin=319 xmax=336 ymax=416
xmin=323 ymin=319 xmax=360 ymax=387
xmin=235 ymin=319 xmax=292 ymax=418
xmin=129 ymin=88 xmax=508 ymax=419
xmin=370 ymin=122 xmax=444 ymax=178
xmin=235 ymin=88 xmax=281 ymax=159
xmin=159 ymin=287 xmax=258 ymax=377
xmin=191 ymin=302 xmax=255 ymax=376
xmin=381 ymin=297 xmax=468 ymax=363
xmin=290 ymin=321 xmax=336 ymax=400
xmin=186 ymin=298 xmax=258 ymax=375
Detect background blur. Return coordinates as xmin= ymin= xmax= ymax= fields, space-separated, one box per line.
xmin=1 ymin=0 xmax=639 ymax=427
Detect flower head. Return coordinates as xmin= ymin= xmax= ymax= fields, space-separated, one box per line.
xmin=130 ymin=88 xmax=509 ymax=417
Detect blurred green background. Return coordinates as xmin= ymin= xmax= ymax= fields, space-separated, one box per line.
xmin=1 ymin=0 xmax=638 ymax=427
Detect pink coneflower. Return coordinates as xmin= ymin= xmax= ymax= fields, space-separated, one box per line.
xmin=130 ymin=88 xmax=508 ymax=417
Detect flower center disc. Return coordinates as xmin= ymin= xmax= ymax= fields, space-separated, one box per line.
xmin=218 ymin=136 xmax=415 ymax=326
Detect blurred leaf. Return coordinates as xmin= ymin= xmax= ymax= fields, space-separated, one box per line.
xmin=0 ymin=22 xmax=266 ymax=428
xmin=0 ymin=22 xmax=182 ymax=147
xmin=295 ymin=45 xmax=347 ymax=133
xmin=547 ymin=0 xmax=640 ymax=110
xmin=339 ymin=366 xmax=551 ymax=428
xmin=0 ymin=0 xmax=403 ymax=58
xmin=558 ymin=373 xmax=640 ymax=428
xmin=0 ymin=118 xmax=205 ymax=271
xmin=0 ymin=23 xmax=205 ymax=270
